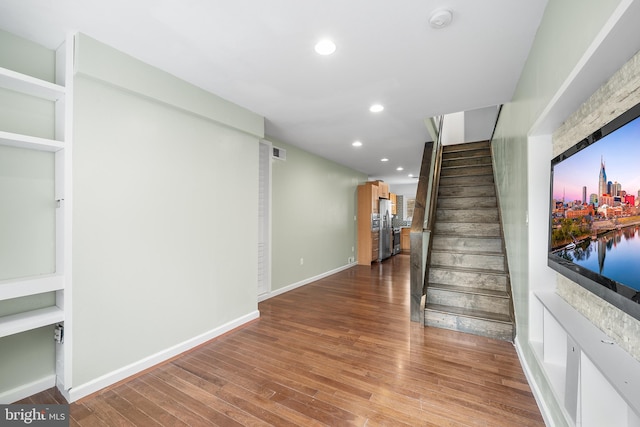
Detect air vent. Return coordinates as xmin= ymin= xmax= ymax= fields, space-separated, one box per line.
xmin=272 ymin=146 xmax=287 ymax=160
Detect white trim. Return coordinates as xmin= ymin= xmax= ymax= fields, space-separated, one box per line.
xmin=514 ymin=338 xmax=558 ymax=427
xmin=63 ymin=310 xmax=260 ymax=402
xmin=0 ymin=375 xmax=56 ymax=404
xmin=257 ymin=140 xmax=272 ymax=297
xmin=0 ymin=275 xmax=64 ymax=301
xmin=0 ymin=307 xmax=64 ymax=338
xmin=0 ymin=66 xmax=65 ymax=101
xmin=0 ymin=130 xmax=65 ymax=152
xmin=258 ymin=263 xmax=356 ymax=302
xmin=57 ymin=31 xmax=75 ymax=391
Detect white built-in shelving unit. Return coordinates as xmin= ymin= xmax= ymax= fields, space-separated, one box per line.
xmin=531 ymin=291 xmax=640 ymax=427
xmin=0 ymin=35 xmax=73 ymax=398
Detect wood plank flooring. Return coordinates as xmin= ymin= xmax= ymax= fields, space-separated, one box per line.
xmin=19 ymin=254 xmax=544 ymax=426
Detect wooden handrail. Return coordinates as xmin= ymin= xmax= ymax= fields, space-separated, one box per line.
xmin=410 ymin=117 xmax=444 ymax=322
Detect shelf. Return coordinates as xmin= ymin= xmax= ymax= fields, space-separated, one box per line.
xmin=535 ymin=291 xmax=640 ymax=418
xmin=0 ymin=130 xmax=64 ymax=152
xmin=0 ymin=306 xmax=64 ymax=338
xmin=0 ymin=66 xmax=65 ymax=101
xmin=0 ymin=275 xmax=65 ymax=302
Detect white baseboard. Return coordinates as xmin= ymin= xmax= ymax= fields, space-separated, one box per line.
xmin=258 ymin=262 xmax=356 ymax=302
xmin=514 ymin=337 xmax=558 ymax=427
xmin=0 ymin=375 xmax=56 ymax=404
xmin=64 ymin=310 xmax=260 ymax=402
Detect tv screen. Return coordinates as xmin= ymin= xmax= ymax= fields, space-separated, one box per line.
xmin=549 ymin=101 xmax=640 ymax=321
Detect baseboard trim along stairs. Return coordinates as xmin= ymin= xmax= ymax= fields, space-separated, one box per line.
xmin=424 ymin=140 xmax=515 ymax=342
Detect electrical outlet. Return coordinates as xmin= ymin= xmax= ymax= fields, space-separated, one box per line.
xmin=300 ymin=257 xmax=304 ymax=265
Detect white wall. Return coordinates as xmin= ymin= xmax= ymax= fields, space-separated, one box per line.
xmin=69 ymin=34 xmax=263 ymax=397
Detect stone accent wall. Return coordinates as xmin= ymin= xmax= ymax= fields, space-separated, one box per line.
xmin=552 ymin=50 xmax=640 ymax=362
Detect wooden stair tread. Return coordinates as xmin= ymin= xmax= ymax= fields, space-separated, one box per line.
xmin=431 ymin=235 xmax=501 ymax=241
xmin=429 ymin=264 xmax=509 ymax=277
xmin=437 ymin=207 xmax=497 ymax=211
xmin=425 ymin=303 xmax=512 ymax=324
xmin=429 ymin=265 xmax=509 ymax=277
xmin=438 ymin=187 xmax=495 ymax=192
xmin=442 ymin=141 xmax=490 ymax=151
xmin=427 ymin=283 xmax=510 ymax=298
xmin=432 ymin=233 xmax=502 ymax=239
xmin=430 ymin=247 xmax=504 ymax=256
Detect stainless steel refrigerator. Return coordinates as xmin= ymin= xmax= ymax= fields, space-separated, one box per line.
xmin=379 ymin=199 xmax=393 ymax=260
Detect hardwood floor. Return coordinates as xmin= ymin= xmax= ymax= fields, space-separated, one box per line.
xmin=19 ymin=254 xmax=544 ymax=426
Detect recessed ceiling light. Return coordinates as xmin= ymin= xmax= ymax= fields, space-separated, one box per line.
xmin=381 ymin=158 xmax=389 ymax=162
xmin=429 ymin=9 xmax=453 ymax=29
xmin=352 ymin=141 xmax=362 ymax=147
xmin=315 ymin=39 xmax=336 ymax=55
xmin=408 ymin=174 xmax=414 ymax=177
xmin=396 ymin=167 xmax=404 ymax=171
xmin=370 ymin=104 xmax=384 ymax=113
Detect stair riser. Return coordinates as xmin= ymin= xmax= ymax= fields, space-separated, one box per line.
xmin=441 ymin=157 xmax=492 ymax=169
xmin=426 ymin=288 xmax=511 ymax=315
xmin=436 ymin=209 xmax=499 ymax=223
xmin=439 ymin=175 xmax=494 ymax=187
xmin=431 ymin=251 xmax=505 ymax=272
xmin=437 ymin=196 xmax=497 ymax=209
xmin=425 ymin=310 xmax=514 ymax=342
xmin=434 ymin=222 xmax=500 ymax=237
xmin=442 ymin=141 xmax=490 ymax=153
xmin=439 ymin=185 xmax=495 ymax=198
xmin=442 ymin=148 xmax=490 ymax=160
xmin=440 ymin=165 xmax=493 ymax=177
xmin=431 ymin=236 xmax=502 ymax=253
xmin=428 ymin=268 xmax=508 ymax=291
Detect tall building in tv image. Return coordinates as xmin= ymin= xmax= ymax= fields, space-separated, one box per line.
xmin=550 ymin=113 xmax=640 ymax=303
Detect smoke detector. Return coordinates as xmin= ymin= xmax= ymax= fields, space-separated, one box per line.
xmin=429 ymin=9 xmax=453 ymax=29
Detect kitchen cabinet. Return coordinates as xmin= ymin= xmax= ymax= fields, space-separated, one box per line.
xmin=390 ymin=193 xmax=397 ymax=215
xmin=377 ymin=181 xmax=389 ymax=199
xmin=357 ymin=182 xmax=381 ymax=265
xmin=400 ymin=227 xmax=411 ymax=252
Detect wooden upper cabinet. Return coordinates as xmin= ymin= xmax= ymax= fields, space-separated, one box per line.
xmin=371 ymin=183 xmax=379 ymax=213
xmin=390 ymin=193 xmax=397 ymax=215
xmin=377 ymin=181 xmax=389 ymax=199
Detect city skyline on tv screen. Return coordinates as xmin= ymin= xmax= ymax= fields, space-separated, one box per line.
xmin=553 ymin=116 xmax=640 ymax=203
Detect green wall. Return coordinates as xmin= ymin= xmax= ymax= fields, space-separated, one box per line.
xmin=70 ymin=34 xmax=263 ymax=390
xmin=0 ymin=29 xmax=58 ymax=400
xmin=491 ymin=0 xmax=623 ymax=425
xmin=0 ymin=29 xmax=368 ymax=400
xmin=269 ymin=139 xmax=367 ymax=292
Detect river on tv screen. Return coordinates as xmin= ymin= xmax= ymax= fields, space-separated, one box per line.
xmin=556 ymin=227 xmax=640 ymax=292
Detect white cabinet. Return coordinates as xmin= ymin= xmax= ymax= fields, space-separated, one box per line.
xmin=0 ymin=36 xmax=73 ymax=399
xmin=531 ymin=292 xmax=640 ymax=426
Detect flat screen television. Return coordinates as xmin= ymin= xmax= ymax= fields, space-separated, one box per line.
xmin=549 ymin=101 xmax=640 ymax=321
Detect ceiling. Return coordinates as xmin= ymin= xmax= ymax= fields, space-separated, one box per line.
xmin=0 ymin=0 xmax=549 ymax=185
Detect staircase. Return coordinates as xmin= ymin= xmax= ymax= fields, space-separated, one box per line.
xmin=424 ymin=141 xmax=515 ymax=342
